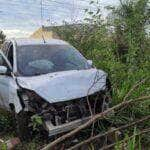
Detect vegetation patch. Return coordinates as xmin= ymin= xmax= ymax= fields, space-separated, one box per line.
xmin=0 ymin=0 xmax=149 ymax=149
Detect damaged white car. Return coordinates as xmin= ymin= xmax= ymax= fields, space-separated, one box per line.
xmin=0 ymin=38 xmax=111 ymax=139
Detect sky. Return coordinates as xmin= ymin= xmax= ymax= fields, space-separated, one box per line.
xmin=0 ymin=0 xmax=118 ymax=38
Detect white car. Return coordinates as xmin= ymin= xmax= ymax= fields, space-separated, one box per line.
xmin=0 ymin=38 xmax=111 ymax=139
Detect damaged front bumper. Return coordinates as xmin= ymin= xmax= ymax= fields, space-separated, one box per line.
xmin=44 ymin=117 xmax=90 ymax=136
xmin=18 ymin=89 xmax=109 ymax=137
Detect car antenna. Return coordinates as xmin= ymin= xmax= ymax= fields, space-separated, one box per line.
xmin=41 ymin=25 xmax=46 ymax=43
xmin=41 ymin=0 xmax=46 ymax=43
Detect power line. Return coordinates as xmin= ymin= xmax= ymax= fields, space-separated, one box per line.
xmin=0 ymin=0 xmax=108 ymax=11
xmin=0 ymin=5 xmax=76 ymax=16
xmin=0 ymin=0 xmax=103 ymax=31
xmin=0 ymin=1 xmax=89 ymax=16
xmin=0 ymin=0 xmax=91 ymax=10
xmin=45 ymin=0 xmax=82 ymax=9
xmin=0 ymin=0 xmax=101 ymax=17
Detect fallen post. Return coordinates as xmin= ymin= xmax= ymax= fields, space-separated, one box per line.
xmin=68 ymin=115 xmax=150 ymax=150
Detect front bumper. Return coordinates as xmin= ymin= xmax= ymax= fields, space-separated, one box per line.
xmin=44 ymin=117 xmax=90 ymax=136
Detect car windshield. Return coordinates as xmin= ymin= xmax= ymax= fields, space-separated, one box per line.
xmin=17 ymin=44 xmax=91 ymax=76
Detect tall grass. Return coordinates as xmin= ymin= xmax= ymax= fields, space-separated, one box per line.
xmin=53 ymin=0 xmax=150 ymax=147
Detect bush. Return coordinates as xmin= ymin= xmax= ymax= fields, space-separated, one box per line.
xmin=0 ymin=109 xmax=13 ymax=132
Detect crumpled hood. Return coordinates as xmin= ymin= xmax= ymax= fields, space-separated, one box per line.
xmin=17 ymin=69 xmax=107 ymax=103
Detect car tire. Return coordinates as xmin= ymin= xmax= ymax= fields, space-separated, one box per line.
xmin=16 ymin=111 xmax=30 ymax=141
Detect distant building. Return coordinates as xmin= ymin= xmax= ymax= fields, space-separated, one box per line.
xmin=30 ymin=26 xmax=60 ymax=39
xmin=30 ymin=24 xmax=88 ymax=40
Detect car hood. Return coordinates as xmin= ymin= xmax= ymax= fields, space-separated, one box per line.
xmin=17 ymin=69 xmax=107 ymax=103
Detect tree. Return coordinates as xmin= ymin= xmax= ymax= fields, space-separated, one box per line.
xmin=108 ymin=0 xmax=150 ymax=64
xmin=0 ymin=30 xmax=6 ymax=46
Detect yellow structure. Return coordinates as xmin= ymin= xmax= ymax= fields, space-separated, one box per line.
xmin=30 ymin=24 xmax=84 ymax=40
xmin=30 ymin=27 xmax=59 ymax=39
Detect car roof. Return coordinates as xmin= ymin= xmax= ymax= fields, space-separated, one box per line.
xmin=8 ymin=38 xmax=69 ymax=46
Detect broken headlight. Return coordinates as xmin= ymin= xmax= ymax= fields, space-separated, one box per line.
xmin=17 ymin=89 xmax=31 ymax=101
xmin=20 ymin=92 xmax=29 ymax=101
xmin=17 ymin=89 xmax=39 ymax=101
xmin=17 ymin=89 xmax=43 ymax=112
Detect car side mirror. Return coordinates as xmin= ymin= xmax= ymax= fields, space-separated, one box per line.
xmin=0 ymin=66 xmax=8 ymax=74
xmin=87 ymin=60 xmax=93 ymax=66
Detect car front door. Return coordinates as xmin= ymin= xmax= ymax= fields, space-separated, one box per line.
xmin=0 ymin=42 xmax=23 ymax=113
xmin=0 ymin=50 xmax=13 ymax=110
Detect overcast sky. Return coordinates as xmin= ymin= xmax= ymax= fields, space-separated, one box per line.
xmin=0 ymin=0 xmax=118 ymax=38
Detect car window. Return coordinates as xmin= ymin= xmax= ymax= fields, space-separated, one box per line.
xmin=7 ymin=45 xmax=13 ymax=68
xmin=1 ymin=42 xmax=10 ymax=55
xmin=0 ymin=53 xmax=8 ymax=67
xmin=17 ymin=44 xmax=91 ymax=76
